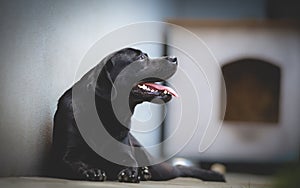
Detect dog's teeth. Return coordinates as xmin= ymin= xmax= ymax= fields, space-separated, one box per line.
xmin=138 ymin=84 xmax=149 ymax=90
xmin=138 ymin=84 xmax=161 ymax=93
xmin=163 ymin=90 xmax=168 ymax=94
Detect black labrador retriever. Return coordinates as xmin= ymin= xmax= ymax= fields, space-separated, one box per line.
xmin=51 ymin=48 xmax=225 ymax=183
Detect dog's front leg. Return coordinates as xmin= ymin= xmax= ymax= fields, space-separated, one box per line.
xmin=112 ymin=135 xmax=140 ymax=183
xmin=62 ymin=149 xmax=107 ymax=181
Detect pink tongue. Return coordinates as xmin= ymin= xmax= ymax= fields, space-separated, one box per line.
xmin=144 ymin=83 xmax=179 ymax=97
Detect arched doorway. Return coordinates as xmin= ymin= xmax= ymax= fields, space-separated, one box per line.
xmin=222 ymin=58 xmax=281 ymax=123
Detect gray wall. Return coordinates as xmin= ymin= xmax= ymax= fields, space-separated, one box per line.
xmin=0 ymin=0 xmax=266 ymax=176
xmin=165 ymin=24 xmax=300 ymax=162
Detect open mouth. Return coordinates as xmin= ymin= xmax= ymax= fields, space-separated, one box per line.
xmin=137 ymin=82 xmax=178 ymax=97
xmin=132 ymin=81 xmax=179 ymax=98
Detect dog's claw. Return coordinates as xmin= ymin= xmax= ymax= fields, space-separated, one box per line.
xmin=118 ymin=168 xmax=140 ymax=183
xmin=82 ymin=168 xmax=106 ymax=181
xmin=140 ymin=166 xmax=151 ymax=181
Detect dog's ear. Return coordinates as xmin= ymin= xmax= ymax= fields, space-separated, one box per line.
xmin=90 ymin=59 xmax=117 ymax=101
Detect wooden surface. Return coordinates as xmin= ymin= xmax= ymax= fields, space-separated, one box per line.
xmin=0 ymin=174 xmax=273 ymax=188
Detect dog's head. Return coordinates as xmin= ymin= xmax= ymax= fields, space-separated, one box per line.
xmin=95 ymin=48 xmax=178 ymax=109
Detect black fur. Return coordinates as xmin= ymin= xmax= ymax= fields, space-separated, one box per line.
xmin=50 ymin=48 xmax=225 ymax=183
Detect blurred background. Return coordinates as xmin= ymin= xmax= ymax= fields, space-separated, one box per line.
xmin=0 ymin=0 xmax=299 ymax=178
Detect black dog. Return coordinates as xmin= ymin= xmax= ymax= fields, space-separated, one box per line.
xmin=51 ymin=48 xmax=225 ymax=183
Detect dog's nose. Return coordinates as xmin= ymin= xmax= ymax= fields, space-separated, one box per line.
xmin=166 ymin=56 xmax=178 ymax=65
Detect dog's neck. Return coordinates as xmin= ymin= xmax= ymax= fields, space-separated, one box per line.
xmin=129 ymin=95 xmax=144 ymax=113
xmin=95 ymin=96 xmax=133 ymax=140
xmin=93 ymin=84 xmax=147 ymax=140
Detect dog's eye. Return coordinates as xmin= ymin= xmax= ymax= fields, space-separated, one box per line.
xmin=138 ymin=54 xmax=147 ymax=61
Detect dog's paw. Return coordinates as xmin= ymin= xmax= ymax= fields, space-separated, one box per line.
xmin=118 ymin=168 xmax=140 ymax=183
xmin=81 ymin=168 xmax=106 ymax=181
xmin=140 ymin=166 xmax=151 ymax=181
